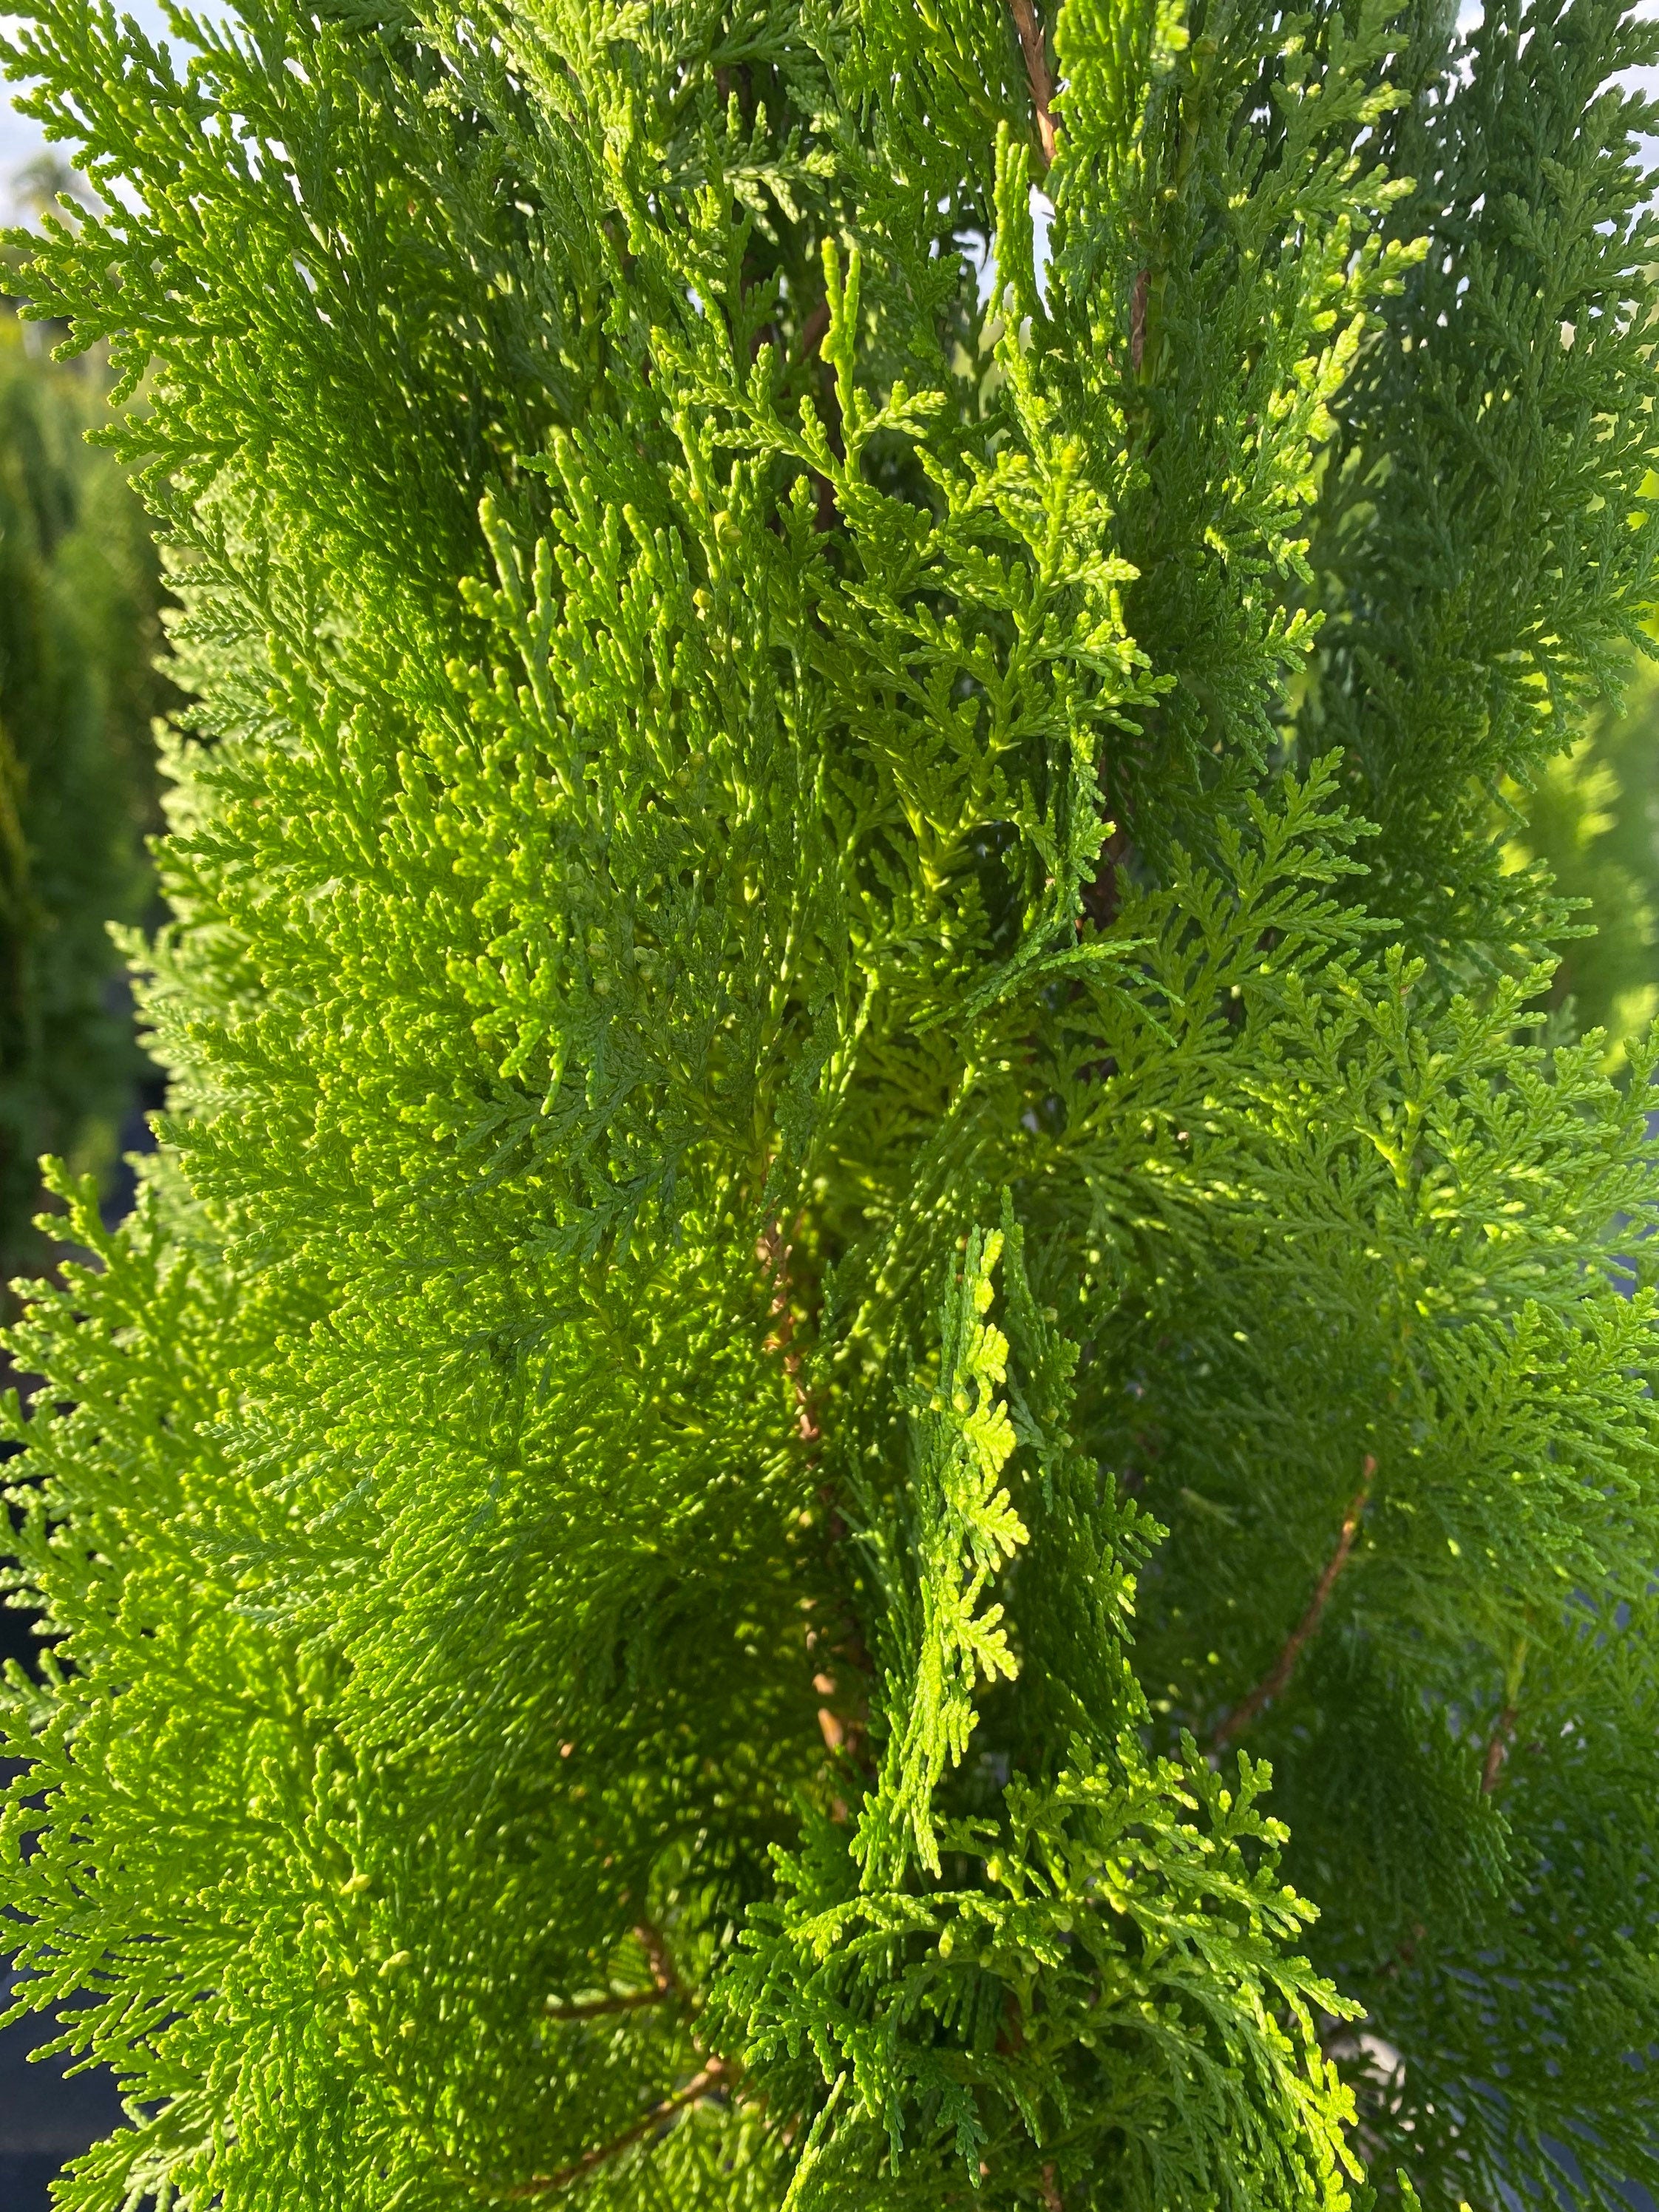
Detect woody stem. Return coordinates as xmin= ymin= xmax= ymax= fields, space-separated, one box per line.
xmin=1212 ymin=1459 xmax=1374 ymax=1751
xmin=1008 ymin=0 xmax=1057 ymax=167
xmin=492 ymin=2063 xmax=727 ymax=2200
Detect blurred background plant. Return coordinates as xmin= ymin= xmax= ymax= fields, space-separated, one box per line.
xmin=0 ymin=161 xmax=166 ymax=1293
xmin=1504 ymin=634 xmax=1659 ymax=1073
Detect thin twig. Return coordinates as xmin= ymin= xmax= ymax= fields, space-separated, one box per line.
xmin=543 ymin=1988 xmax=667 ymax=2023
xmin=634 ymin=1921 xmax=679 ymax=1999
xmin=543 ymin=1921 xmax=679 ymax=2023
xmin=1040 ymin=2161 xmax=1064 ymax=2211
xmin=798 ymin=296 xmax=831 ymax=363
xmin=1480 ymin=1707 xmax=1516 ymax=1794
xmin=1480 ymin=1635 xmax=1529 ymax=1794
xmin=1008 ymin=0 xmax=1058 ymax=167
xmin=757 ymin=1221 xmax=820 ymax=1445
xmin=1129 ymin=268 xmax=1149 ymax=373
xmin=1212 ymin=1458 xmax=1374 ymax=1751
xmin=757 ymin=1222 xmax=874 ymax=1784
xmin=812 ymin=1670 xmax=849 ymax=1754
xmin=495 ymin=2063 xmax=727 ymax=2200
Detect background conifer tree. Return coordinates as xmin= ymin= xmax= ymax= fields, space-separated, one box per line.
xmin=1502 ymin=634 xmax=1659 ymax=1071
xmin=0 ymin=306 xmax=163 ymax=1276
xmin=2 ymin=1 xmax=1659 ymax=2208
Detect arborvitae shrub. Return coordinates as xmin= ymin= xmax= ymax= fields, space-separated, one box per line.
xmin=2 ymin=0 xmax=1659 ymax=2207
xmin=0 ymin=311 xmax=162 ymax=1273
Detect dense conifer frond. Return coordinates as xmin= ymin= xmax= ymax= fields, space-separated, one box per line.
xmin=1 ymin=0 xmax=1658 ymax=2206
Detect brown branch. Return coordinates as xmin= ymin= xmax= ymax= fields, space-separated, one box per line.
xmin=1008 ymin=0 xmax=1057 ymax=168
xmin=757 ymin=1223 xmax=875 ymax=1789
xmin=1480 ymin=1637 xmax=1528 ymax=1794
xmin=758 ymin=1221 xmax=820 ymax=1445
xmin=543 ymin=1921 xmax=680 ymax=2023
xmin=1129 ymin=268 xmax=1149 ymax=374
xmin=494 ymin=2062 xmax=727 ymax=2201
xmin=1480 ymin=1707 xmax=1516 ymax=1795
xmin=798 ymin=296 xmax=831 ymax=363
xmin=1082 ymin=820 xmax=1133 ymax=932
xmin=634 ymin=1921 xmax=679 ymax=2000
xmin=1040 ymin=2162 xmax=1064 ymax=2211
xmin=813 ymin=1670 xmax=850 ymax=1754
xmin=1212 ymin=1458 xmax=1374 ymax=1751
xmin=543 ymin=1988 xmax=667 ymax=2023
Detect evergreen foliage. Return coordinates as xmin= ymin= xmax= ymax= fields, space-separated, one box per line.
xmin=0 ymin=309 xmax=161 ymax=1273
xmin=1 ymin=1 xmax=1658 ymax=2208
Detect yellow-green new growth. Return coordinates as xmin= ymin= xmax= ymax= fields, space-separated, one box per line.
xmin=1 ymin=0 xmax=1658 ymax=2206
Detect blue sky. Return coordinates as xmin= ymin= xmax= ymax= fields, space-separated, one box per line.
xmin=0 ymin=1 xmax=230 ymax=208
